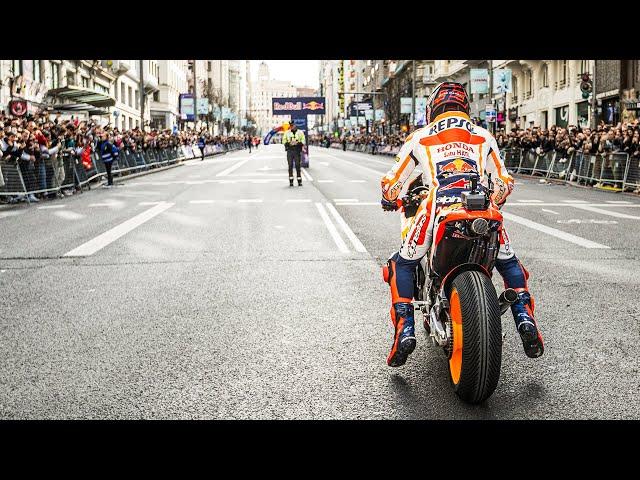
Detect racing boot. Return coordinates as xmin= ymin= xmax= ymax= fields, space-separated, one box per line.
xmin=387 ymin=302 xmax=416 ymax=367
xmin=297 ymin=176 xmax=302 ymax=186
xmin=383 ymin=254 xmax=418 ymax=367
xmin=511 ymin=288 xmax=544 ymax=358
xmin=289 ymin=176 xmax=294 ymax=187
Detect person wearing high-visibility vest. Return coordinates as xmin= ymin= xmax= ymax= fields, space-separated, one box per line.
xmin=282 ymin=121 xmax=306 ymax=187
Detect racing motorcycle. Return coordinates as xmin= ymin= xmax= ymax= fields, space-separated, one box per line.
xmin=383 ymin=172 xmax=519 ymax=404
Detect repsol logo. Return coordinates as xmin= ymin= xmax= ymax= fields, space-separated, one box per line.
xmin=428 ymin=117 xmax=476 ymax=135
xmin=406 ymin=214 xmax=427 ymax=258
xmin=436 ymin=142 xmax=475 ymax=154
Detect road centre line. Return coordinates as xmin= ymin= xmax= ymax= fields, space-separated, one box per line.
xmin=216 ymin=158 xmax=250 ymax=177
xmin=325 ymin=203 xmax=367 ymax=253
xmin=189 ymin=200 xmax=216 ymax=204
xmin=334 ymin=202 xmax=379 ymax=206
xmin=517 ymin=199 xmax=543 ymax=203
xmin=138 ymin=201 xmax=163 ymax=205
xmin=572 ymin=204 xmax=640 ymax=219
xmin=541 ymin=208 xmax=560 ymax=215
xmin=605 ymin=200 xmax=632 ymax=204
xmin=562 ymin=200 xmax=589 ymax=203
xmin=285 ymin=199 xmax=311 ymax=203
xmin=315 ymin=203 xmax=349 ymax=253
xmin=334 ymin=198 xmax=358 ymax=202
xmin=501 ymin=211 xmax=610 ymax=249
xmin=508 ymin=203 xmax=640 ymax=207
xmin=238 ymin=199 xmax=263 ymax=203
xmin=37 ymin=205 xmax=66 ymax=209
xmin=317 ymin=179 xmax=334 ymax=183
xmin=63 ymin=202 xmax=174 ymax=257
xmin=349 ymin=180 xmax=367 ymax=183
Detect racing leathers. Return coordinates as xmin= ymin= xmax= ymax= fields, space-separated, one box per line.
xmin=381 ymin=111 xmax=544 ymax=366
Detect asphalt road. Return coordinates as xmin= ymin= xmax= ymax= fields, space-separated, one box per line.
xmin=0 ymin=144 xmax=638 ymax=419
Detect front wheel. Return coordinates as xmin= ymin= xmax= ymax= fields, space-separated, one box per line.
xmin=448 ymin=270 xmax=502 ymax=404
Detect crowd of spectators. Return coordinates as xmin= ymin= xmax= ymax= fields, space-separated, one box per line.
xmin=0 ymin=111 xmax=245 ymax=203
xmin=495 ymin=120 xmax=640 ymax=160
xmin=311 ymin=120 xmax=640 ymax=161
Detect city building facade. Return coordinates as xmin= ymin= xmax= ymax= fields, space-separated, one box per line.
xmin=250 ymin=62 xmax=296 ymax=135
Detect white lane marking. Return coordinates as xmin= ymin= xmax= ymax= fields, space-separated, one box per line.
xmin=54 ymin=211 xmax=84 ymax=220
xmin=334 ymin=198 xmax=358 ymax=202
xmin=189 ymin=200 xmax=216 ymax=204
xmin=238 ymin=199 xmax=263 ymax=203
xmin=317 ymin=179 xmax=334 ymax=183
xmin=562 ymin=200 xmax=589 ymax=203
xmin=605 ymin=200 xmax=632 ymax=204
xmin=88 ymin=203 xmax=120 ymax=208
xmin=285 ymin=199 xmax=311 ymax=203
xmin=216 ymin=158 xmax=250 ymax=177
xmin=274 ymin=225 xmax=284 ymax=229
xmin=334 ymin=202 xmax=379 ymax=206
xmin=257 ymin=166 xmax=272 ymax=171
xmin=572 ymin=204 xmax=640 ymax=220
xmin=541 ymin=208 xmax=560 ymax=215
xmin=250 ymin=179 xmax=272 ymax=183
xmin=315 ymin=202 xmax=349 ymax=253
xmin=349 ymin=180 xmax=366 ymax=183
xmin=507 ymin=203 xmax=640 ymax=207
xmin=325 ymin=203 xmax=367 ymax=253
xmin=501 ymin=211 xmax=610 ymax=249
xmin=319 ymin=162 xmax=329 ymax=166
xmin=37 ymin=205 xmax=67 ymax=209
xmin=63 ymin=202 xmax=174 ymax=257
xmin=301 ymin=169 xmax=313 ymax=181
xmin=0 ymin=211 xmax=25 ymax=219
xmin=557 ymin=219 xmax=618 ymax=224
xmin=517 ymin=199 xmax=543 ymax=203
xmin=138 ymin=201 xmax=163 ymax=206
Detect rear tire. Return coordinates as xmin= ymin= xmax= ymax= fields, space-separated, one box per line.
xmin=448 ymin=270 xmax=502 ymax=404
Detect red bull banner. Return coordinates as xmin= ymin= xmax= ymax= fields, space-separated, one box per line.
xmin=272 ymin=97 xmax=326 ymax=115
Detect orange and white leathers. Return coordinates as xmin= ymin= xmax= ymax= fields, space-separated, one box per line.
xmin=381 ymin=111 xmax=515 ymax=262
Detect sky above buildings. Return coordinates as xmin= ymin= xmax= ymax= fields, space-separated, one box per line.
xmin=249 ymin=60 xmax=319 ymax=89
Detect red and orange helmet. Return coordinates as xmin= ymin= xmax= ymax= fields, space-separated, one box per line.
xmin=426 ymin=82 xmax=470 ymax=124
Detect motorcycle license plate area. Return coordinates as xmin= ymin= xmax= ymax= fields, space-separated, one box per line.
xmin=462 ymin=191 xmax=487 ymax=210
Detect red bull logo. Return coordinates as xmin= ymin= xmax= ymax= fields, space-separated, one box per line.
xmin=438 ymin=159 xmax=476 ymax=175
xmin=303 ymin=101 xmax=324 ymax=111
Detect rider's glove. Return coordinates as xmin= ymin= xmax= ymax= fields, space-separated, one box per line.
xmin=381 ymin=198 xmax=399 ymax=211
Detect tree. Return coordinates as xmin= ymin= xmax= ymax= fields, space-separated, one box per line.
xmin=200 ymin=79 xmax=223 ymax=132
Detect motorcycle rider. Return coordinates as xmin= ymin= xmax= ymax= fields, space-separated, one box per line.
xmin=381 ymin=82 xmax=544 ymax=367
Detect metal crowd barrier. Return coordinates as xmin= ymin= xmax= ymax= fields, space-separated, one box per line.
xmin=0 ymin=142 xmax=244 ymax=202
xmin=500 ymin=148 xmax=636 ymax=192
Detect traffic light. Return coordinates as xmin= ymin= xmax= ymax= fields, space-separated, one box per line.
xmin=580 ymin=73 xmax=592 ymax=99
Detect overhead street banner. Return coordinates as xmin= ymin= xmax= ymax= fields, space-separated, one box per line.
xmin=272 ymin=97 xmax=326 ymax=115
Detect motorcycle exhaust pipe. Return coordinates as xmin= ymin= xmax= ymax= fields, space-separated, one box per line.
xmin=499 ymin=288 xmax=519 ymax=315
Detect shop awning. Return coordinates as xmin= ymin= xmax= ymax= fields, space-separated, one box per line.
xmin=48 ymin=103 xmax=110 ymax=116
xmin=46 ymin=85 xmax=116 ymax=108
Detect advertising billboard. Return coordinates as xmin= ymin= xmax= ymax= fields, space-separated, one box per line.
xmin=179 ymin=93 xmax=195 ymax=121
xmin=272 ymin=97 xmax=326 ymax=115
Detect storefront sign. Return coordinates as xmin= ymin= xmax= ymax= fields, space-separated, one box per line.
xmin=400 ymin=97 xmax=413 ymax=114
xmin=493 ymin=69 xmax=512 ymax=94
xmin=11 ymin=76 xmax=48 ymax=103
xmin=470 ymin=69 xmax=489 ymax=95
xmin=9 ymin=100 xmax=27 ymax=117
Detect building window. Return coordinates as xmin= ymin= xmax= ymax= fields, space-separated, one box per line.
xmin=153 ymin=91 xmax=159 ymax=102
xmin=13 ymin=60 xmax=22 ymax=76
xmin=135 ymin=89 xmax=140 ymax=108
xmin=580 ymin=60 xmax=590 ymax=75
xmin=541 ymin=64 xmax=548 ymax=88
xmin=556 ymin=60 xmax=567 ymax=89
xmin=33 ymin=61 xmax=41 ymax=83
xmin=128 ymin=86 xmax=133 ymax=107
xmin=50 ymin=63 xmax=59 ymax=88
xmin=82 ymin=77 xmax=89 ymax=88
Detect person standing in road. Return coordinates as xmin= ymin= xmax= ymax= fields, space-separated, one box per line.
xmin=282 ymin=121 xmax=306 ymax=187
xmin=98 ymin=132 xmax=116 ymax=188
xmin=197 ymin=134 xmax=206 ymax=161
xmin=342 ymin=135 xmax=347 ymax=151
